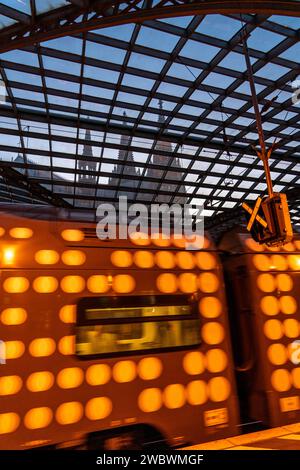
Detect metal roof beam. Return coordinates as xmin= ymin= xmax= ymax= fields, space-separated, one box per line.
xmin=0 ymin=4 xmax=31 ymax=24
xmin=0 ymin=1 xmax=299 ymax=54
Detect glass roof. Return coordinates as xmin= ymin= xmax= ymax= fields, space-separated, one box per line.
xmin=0 ymin=5 xmax=299 ymax=233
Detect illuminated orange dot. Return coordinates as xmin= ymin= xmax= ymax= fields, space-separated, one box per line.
xmin=266 ymin=245 xmax=280 ymax=252
xmin=155 ymin=251 xmax=175 ymax=269
xmin=33 ymin=276 xmax=58 ymax=293
xmin=2 ymin=247 xmax=15 ymax=265
xmin=263 ymin=319 xmax=283 ymax=340
xmin=57 ymin=367 xmax=84 ymax=389
xmin=24 ymin=407 xmax=53 ymax=430
xmin=270 ymin=255 xmax=288 ymax=271
xmin=29 ymin=338 xmax=56 ymax=357
xmin=138 ymin=357 xmax=162 ymax=380
xmin=26 ymin=372 xmax=54 ymax=392
xmin=183 ymin=351 xmax=205 ymax=375
xmin=198 ymin=273 xmax=219 ymax=293
xmin=113 ymin=274 xmax=135 ymax=293
xmin=288 ymin=255 xmax=300 ymax=270
xmin=0 ymin=376 xmax=22 ymax=396
xmin=267 ymin=343 xmax=287 ymax=366
xmin=260 ymin=296 xmax=279 ymax=316
xmin=163 ymin=384 xmax=185 ymax=409
xmin=151 ymin=233 xmax=170 ymax=247
xmin=56 ymin=402 xmax=83 ymax=425
xmin=138 ymin=388 xmax=162 ymax=412
xmin=86 ymin=364 xmax=111 ymax=386
xmin=35 ymin=250 xmax=59 ymax=265
xmin=1 ymin=308 xmax=27 ymax=325
xmin=291 ymin=368 xmax=300 ymax=389
xmin=176 ymin=252 xmax=195 ymax=270
xmin=202 ymin=322 xmax=225 ymax=345
xmin=62 ymin=250 xmax=86 ymax=266
xmin=9 ymin=227 xmax=33 ymax=239
xmin=195 ymin=252 xmax=216 ymax=270
xmin=253 ymin=254 xmax=270 ymax=271
xmin=0 ymin=413 xmax=20 ymax=434
xmin=59 ymin=305 xmax=76 ymax=324
xmin=199 ymin=297 xmax=222 ymax=318
xmin=283 ymin=243 xmax=295 ymax=252
xmin=111 ymin=250 xmax=132 ymax=268
xmin=257 ymin=274 xmax=276 ymax=293
xmin=87 ymin=275 xmax=109 ymax=293
xmin=279 ymin=296 xmax=297 ymax=315
xmin=206 ymin=349 xmax=228 ymax=373
xmin=113 ymin=361 xmax=136 ymax=383
xmin=208 ymin=376 xmax=231 ymax=402
xmin=271 ymin=369 xmax=291 ymax=392
xmin=171 ymin=235 xmax=186 ymax=249
xmin=61 ymin=276 xmax=85 ymax=293
xmin=134 ymin=251 xmax=154 ymax=268
xmin=129 ymin=232 xmax=150 ymax=246
xmin=283 ymin=319 xmax=299 ymax=338
xmin=156 ymin=273 xmax=177 ymax=293
xmin=186 ymin=380 xmax=207 ymax=405
xmin=58 ymin=336 xmax=75 ymax=355
xmin=0 ymin=227 xmax=5 ymax=237
xmin=245 ymin=238 xmax=264 ymax=252
xmin=276 ymin=274 xmax=293 ymax=292
xmin=85 ymin=397 xmax=112 ymax=420
xmin=3 ymin=277 xmax=29 ymax=293
xmin=5 ymin=341 xmax=25 ymax=359
xmin=178 ymin=273 xmax=197 ymax=293
xmin=61 ymin=229 xmax=84 ymax=242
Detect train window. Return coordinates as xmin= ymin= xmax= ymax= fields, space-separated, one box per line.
xmin=76 ymin=294 xmax=200 ymax=358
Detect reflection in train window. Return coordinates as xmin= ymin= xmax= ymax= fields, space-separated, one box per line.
xmin=76 ymin=295 xmax=200 ymax=357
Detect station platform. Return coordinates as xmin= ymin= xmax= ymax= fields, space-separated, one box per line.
xmin=182 ymin=423 xmax=300 ymax=450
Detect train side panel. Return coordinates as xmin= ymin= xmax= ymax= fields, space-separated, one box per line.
xmin=0 ymin=211 xmax=239 ymax=449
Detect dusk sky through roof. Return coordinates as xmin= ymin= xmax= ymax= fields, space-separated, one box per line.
xmin=0 ymin=5 xmax=299 ymax=225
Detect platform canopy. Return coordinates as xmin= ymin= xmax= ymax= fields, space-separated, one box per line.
xmin=0 ymin=1 xmax=299 ymax=235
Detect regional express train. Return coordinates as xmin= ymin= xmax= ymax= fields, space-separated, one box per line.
xmin=0 ymin=205 xmax=299 ymax=450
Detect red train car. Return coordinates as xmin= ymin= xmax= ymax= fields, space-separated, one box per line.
xmin=0 ymin=205 xmax=239 ymax=449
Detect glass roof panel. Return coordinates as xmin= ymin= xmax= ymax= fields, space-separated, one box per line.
xmin=180 ymin=40 xmax=220 ymax=62
xmin=41 ymin=37 xmax=83 ymax=54
xmin=202 ymin=72 xmax=236 ymax=88
xmin=279 ymin=42 xmax=300 ymax=61
xmin=0 ymin=0 xmax=30 ymax=14
xmin=93 ymin=24 xmax=135 ymax=41
xmin=270 ymin=15 xmax=300 ymax=29
xmin=136 ymin=26 xmax=179 ymax=52
xmin=127 ymin=53 xmax=165 ymax=73
xmin=85 ymin=41 xmax=126 ymax=64
xmin=255 ymin=63 xmax=290 ymax=80
xmin=247 ymin=27 xmax=285 ymax=52
xmin=0 ymin=13 xmax=17 ymax=29
xmin=219 ymin=52 xmax=255 ymax=72
xmin=35 ymin=0 xmax=69 ymax=15
xmin=196 ymin=14 xmax=241 ymax=40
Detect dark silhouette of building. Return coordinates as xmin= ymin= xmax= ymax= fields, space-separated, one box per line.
xmin=143 ymin=100 xmax=187 ymax=205
xmin=11 ymin=107 xmax=187 ymax=207
xmin=104 ymin=112 xmax=141 ymax=203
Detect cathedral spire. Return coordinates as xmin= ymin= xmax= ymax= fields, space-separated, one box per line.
xmin=83 ymin=127 xmax=93 ymax=158
xmin=158 ymin=99 xmax=165 ymax=124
